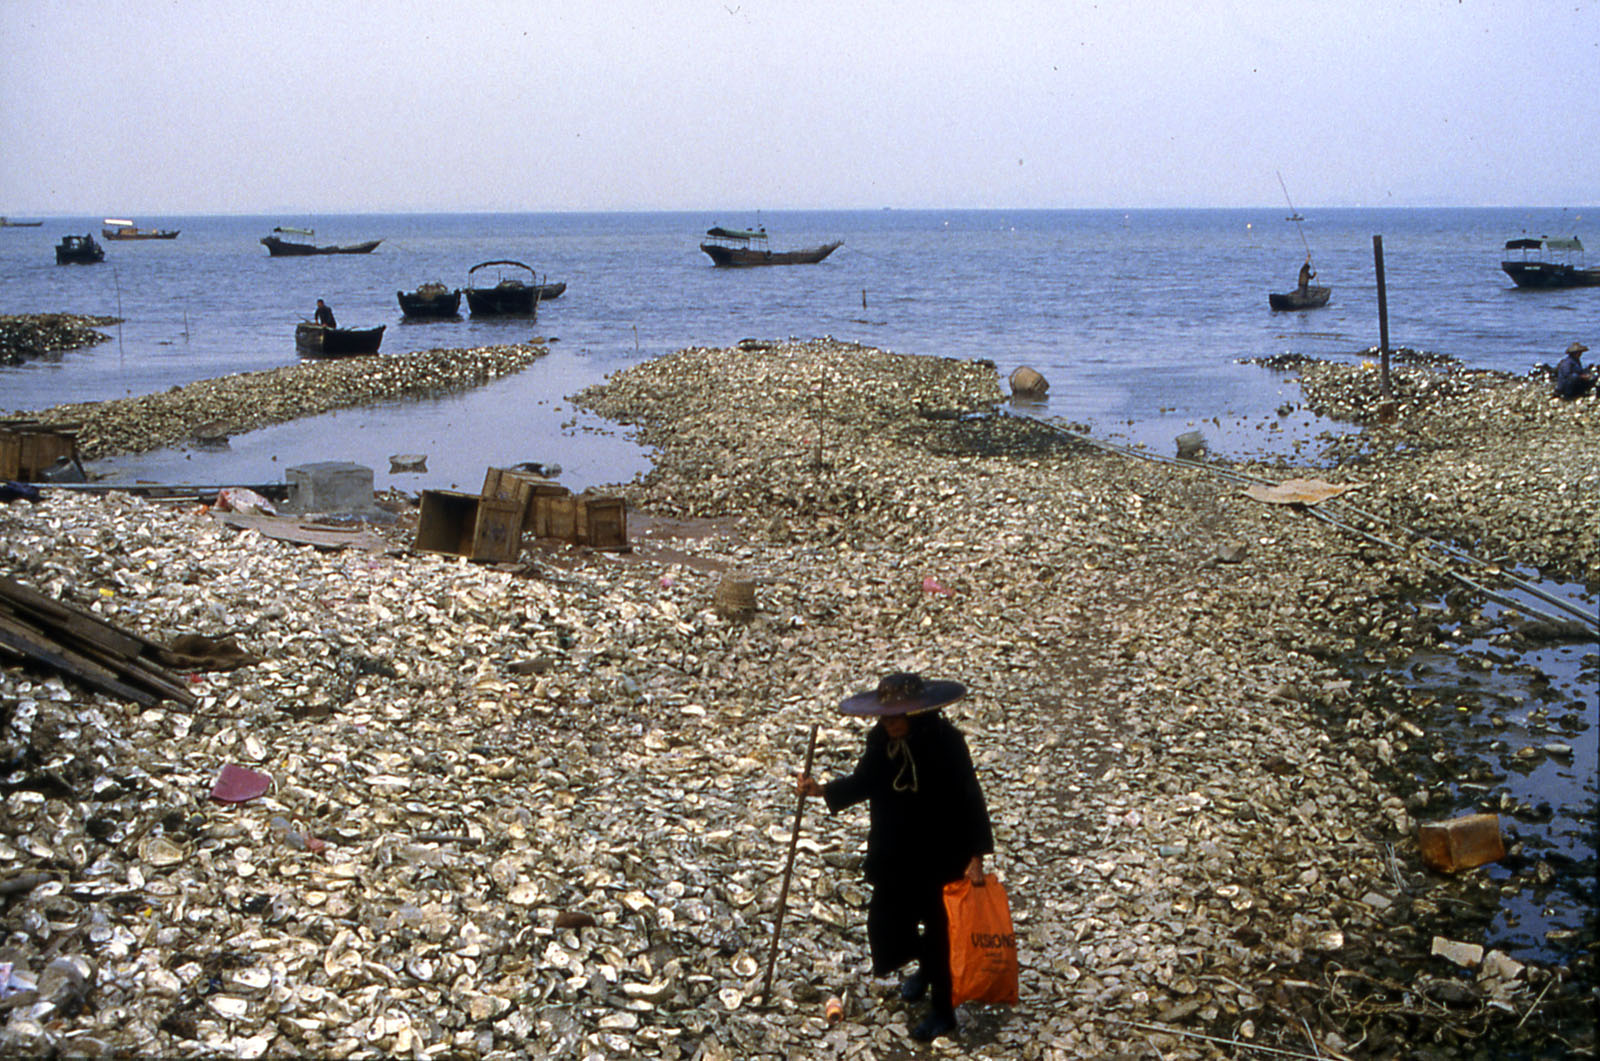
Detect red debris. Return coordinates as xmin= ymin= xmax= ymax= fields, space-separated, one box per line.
xmin=210 ymin=764 xmax=272 ymax=803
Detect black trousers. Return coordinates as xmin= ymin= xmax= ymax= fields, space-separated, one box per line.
xmin=867 ymin=877 xmax=954 ymax=1017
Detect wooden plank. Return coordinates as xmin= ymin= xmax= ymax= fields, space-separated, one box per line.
xmin=0 ymin=614 xmax=160 ymax=707
xmin=115 ymin=652 xmax=198 ymax=708
xmin=0 ymin=612 xmax=192 ymax=708
xmin=0 ymin=576 xmax=153 ymax=659
xmin=214 ymin=512 xmax=398 ymax=553
xmin=0 ymin=576 xmax=196 ymax=706
xmin=39 ymin=482 xmax=294 ymax=502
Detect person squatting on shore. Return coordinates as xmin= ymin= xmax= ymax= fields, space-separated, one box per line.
xmin=1554 ymin=341 xmax=1594 ymax=400
xmin=797 ymin=672 xmax=994 ymax=1042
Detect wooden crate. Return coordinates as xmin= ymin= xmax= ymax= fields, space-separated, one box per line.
xmin=533 ymin=489 xmax=577 ymax=540
xmin=471 ymin=497 xmax=525 ymax=562
xmin=0 ymin=423 xmax=78 ymax=480
xmin=577 ymin=495 xmax=628 ymax=550
xmin=481 ymin=467 xmax=544 ymax=505
xmin=526 ymin=483 xmax=569 ymax=533
xmin=0 ymin=433 xmax=19 ymax=480
xmin=415 ymin=490 xmax=524 ymax=562
xmin=483 ymin=468 xmax=569 ymax=534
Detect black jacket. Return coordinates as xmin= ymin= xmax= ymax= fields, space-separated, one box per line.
xmin=823 ymin=713 xmax=994 ymax=889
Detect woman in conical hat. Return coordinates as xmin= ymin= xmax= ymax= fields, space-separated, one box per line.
xmin=798 ymin=671 xmax=994 ymax=1042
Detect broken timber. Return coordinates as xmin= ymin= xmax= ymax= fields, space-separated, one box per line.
xmin=0 ymin=576 xmax=197 ymax=708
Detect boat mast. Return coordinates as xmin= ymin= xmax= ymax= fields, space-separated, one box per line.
xmin=1277 ymin=171 xmax=1311 ymax=260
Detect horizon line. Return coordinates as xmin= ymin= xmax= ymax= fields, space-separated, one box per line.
xmin=4 ymin=203 xmax=1593 ymax=220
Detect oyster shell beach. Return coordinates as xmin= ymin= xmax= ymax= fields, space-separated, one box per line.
xmin=2 ymin=338 xmax=1596 ymax=1059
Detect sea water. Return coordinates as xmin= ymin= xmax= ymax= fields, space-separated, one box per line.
xmin=2 ymin=207 xmax=1593 ymax=490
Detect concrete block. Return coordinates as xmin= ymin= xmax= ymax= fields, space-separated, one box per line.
xmin=285 ymin=461 xmax=375 ymax=513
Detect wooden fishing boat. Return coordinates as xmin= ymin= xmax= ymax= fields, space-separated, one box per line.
xmin=465 ymin=259 xmax=544 ymax=317
xmin=295 ymin=322 xmax=385 ymax=357
xmin=261 ymin=228 xmax=382 ymax=256
xmin=102 ymin=219 xmax=179 ymax=240
xmin=1500 ymin=236 xmax=1600 ymax=288
xmin=1269 ymin=285 xmax=1331 ymax=311
xmin=397 ymin=282 xmax=462 ymax=318
xmin=699 ymin=226 xmax=842 ymax=267
xmin=1268 ymin=175 xmax=1332 ymax=310
xmin=54 ymin=234 xmax=105 ymax=264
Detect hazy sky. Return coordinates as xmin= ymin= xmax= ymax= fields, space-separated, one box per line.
xmin=4 ymin=0 xmax=1597 ymax=214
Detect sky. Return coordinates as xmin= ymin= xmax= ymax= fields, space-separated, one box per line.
xmin=3 ymin=0 xmax=1597 ymax=215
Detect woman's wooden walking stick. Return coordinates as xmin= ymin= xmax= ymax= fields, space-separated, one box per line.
xmin=758 ymin=723 xmax=819 ymax=1008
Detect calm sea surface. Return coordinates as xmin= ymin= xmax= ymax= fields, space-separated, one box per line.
xmin=3 ymin=209 xmax=1595 ymax=971
xmin=3 ymin=207 xmax=1595 ymax=490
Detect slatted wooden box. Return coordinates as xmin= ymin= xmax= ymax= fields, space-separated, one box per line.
xmin=577 ymin=495 xmax=628 ymax=550
xmin=483 ymin=468 xmax=571 ymax=535
xmin=535 ymin=491 xmax=578 ymax=540
xmin=0 ymin=422 xmax=79 ymax=480
xmin=415 ymin=490 xmax=524 ymax=562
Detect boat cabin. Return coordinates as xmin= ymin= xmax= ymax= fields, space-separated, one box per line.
xmin=54 ymin=234 xmax=105 ymax=264
xmin=702 ymin=226 xmax=770 ymax=249
xmin=1503 ymin=236 xmax=1586 ymax=262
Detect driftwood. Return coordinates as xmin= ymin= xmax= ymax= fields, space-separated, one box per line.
xmin=0 ymin=576 xmax=196 ymax=708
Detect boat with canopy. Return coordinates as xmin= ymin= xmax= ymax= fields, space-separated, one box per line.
xmin=102 ymin=219 xmax=179 ymax=240
xmin=699 ymin=226 xmax=842 ymax=267
xmin=1500 ymin=236 xmax=1600 ymax=288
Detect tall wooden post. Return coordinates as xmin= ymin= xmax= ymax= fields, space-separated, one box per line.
xmin=1372 ymin=235 xmax=1393 ymax=397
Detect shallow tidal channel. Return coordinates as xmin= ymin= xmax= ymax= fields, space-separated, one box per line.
xmin=1349 ymin=569 xmax=1597 ymax=969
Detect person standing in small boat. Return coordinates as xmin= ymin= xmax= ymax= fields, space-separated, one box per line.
xmin=314 ymin=299 xmax=337 ymax=328
xmin=1297 ymin=256 xmax=1315 ymax=295
xmin=1554 ymin=342 xmax=1594 ymax=400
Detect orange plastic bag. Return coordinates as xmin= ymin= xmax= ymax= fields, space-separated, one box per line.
xmin=943 ymin=873 xmax=1019 ymax=1007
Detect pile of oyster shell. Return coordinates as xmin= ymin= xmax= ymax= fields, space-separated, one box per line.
xmin=0 ymin=314 xmax=116 ymax=367
xmin=12 ymin=341 xmax=545 ymax=462
xmin=2 ymin=338 xmax=1588 ymax=1059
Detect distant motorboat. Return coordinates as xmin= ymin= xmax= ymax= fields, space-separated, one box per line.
xmin=54 ymin=234 xmax=105 ymax=264
xmin=102 ymin=219 xmax=179 ymax=240
xmin=699 ymin=225 xmax=842 ymax=267
xmin=1500 ymin=236 xmax=1600 ymax=289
